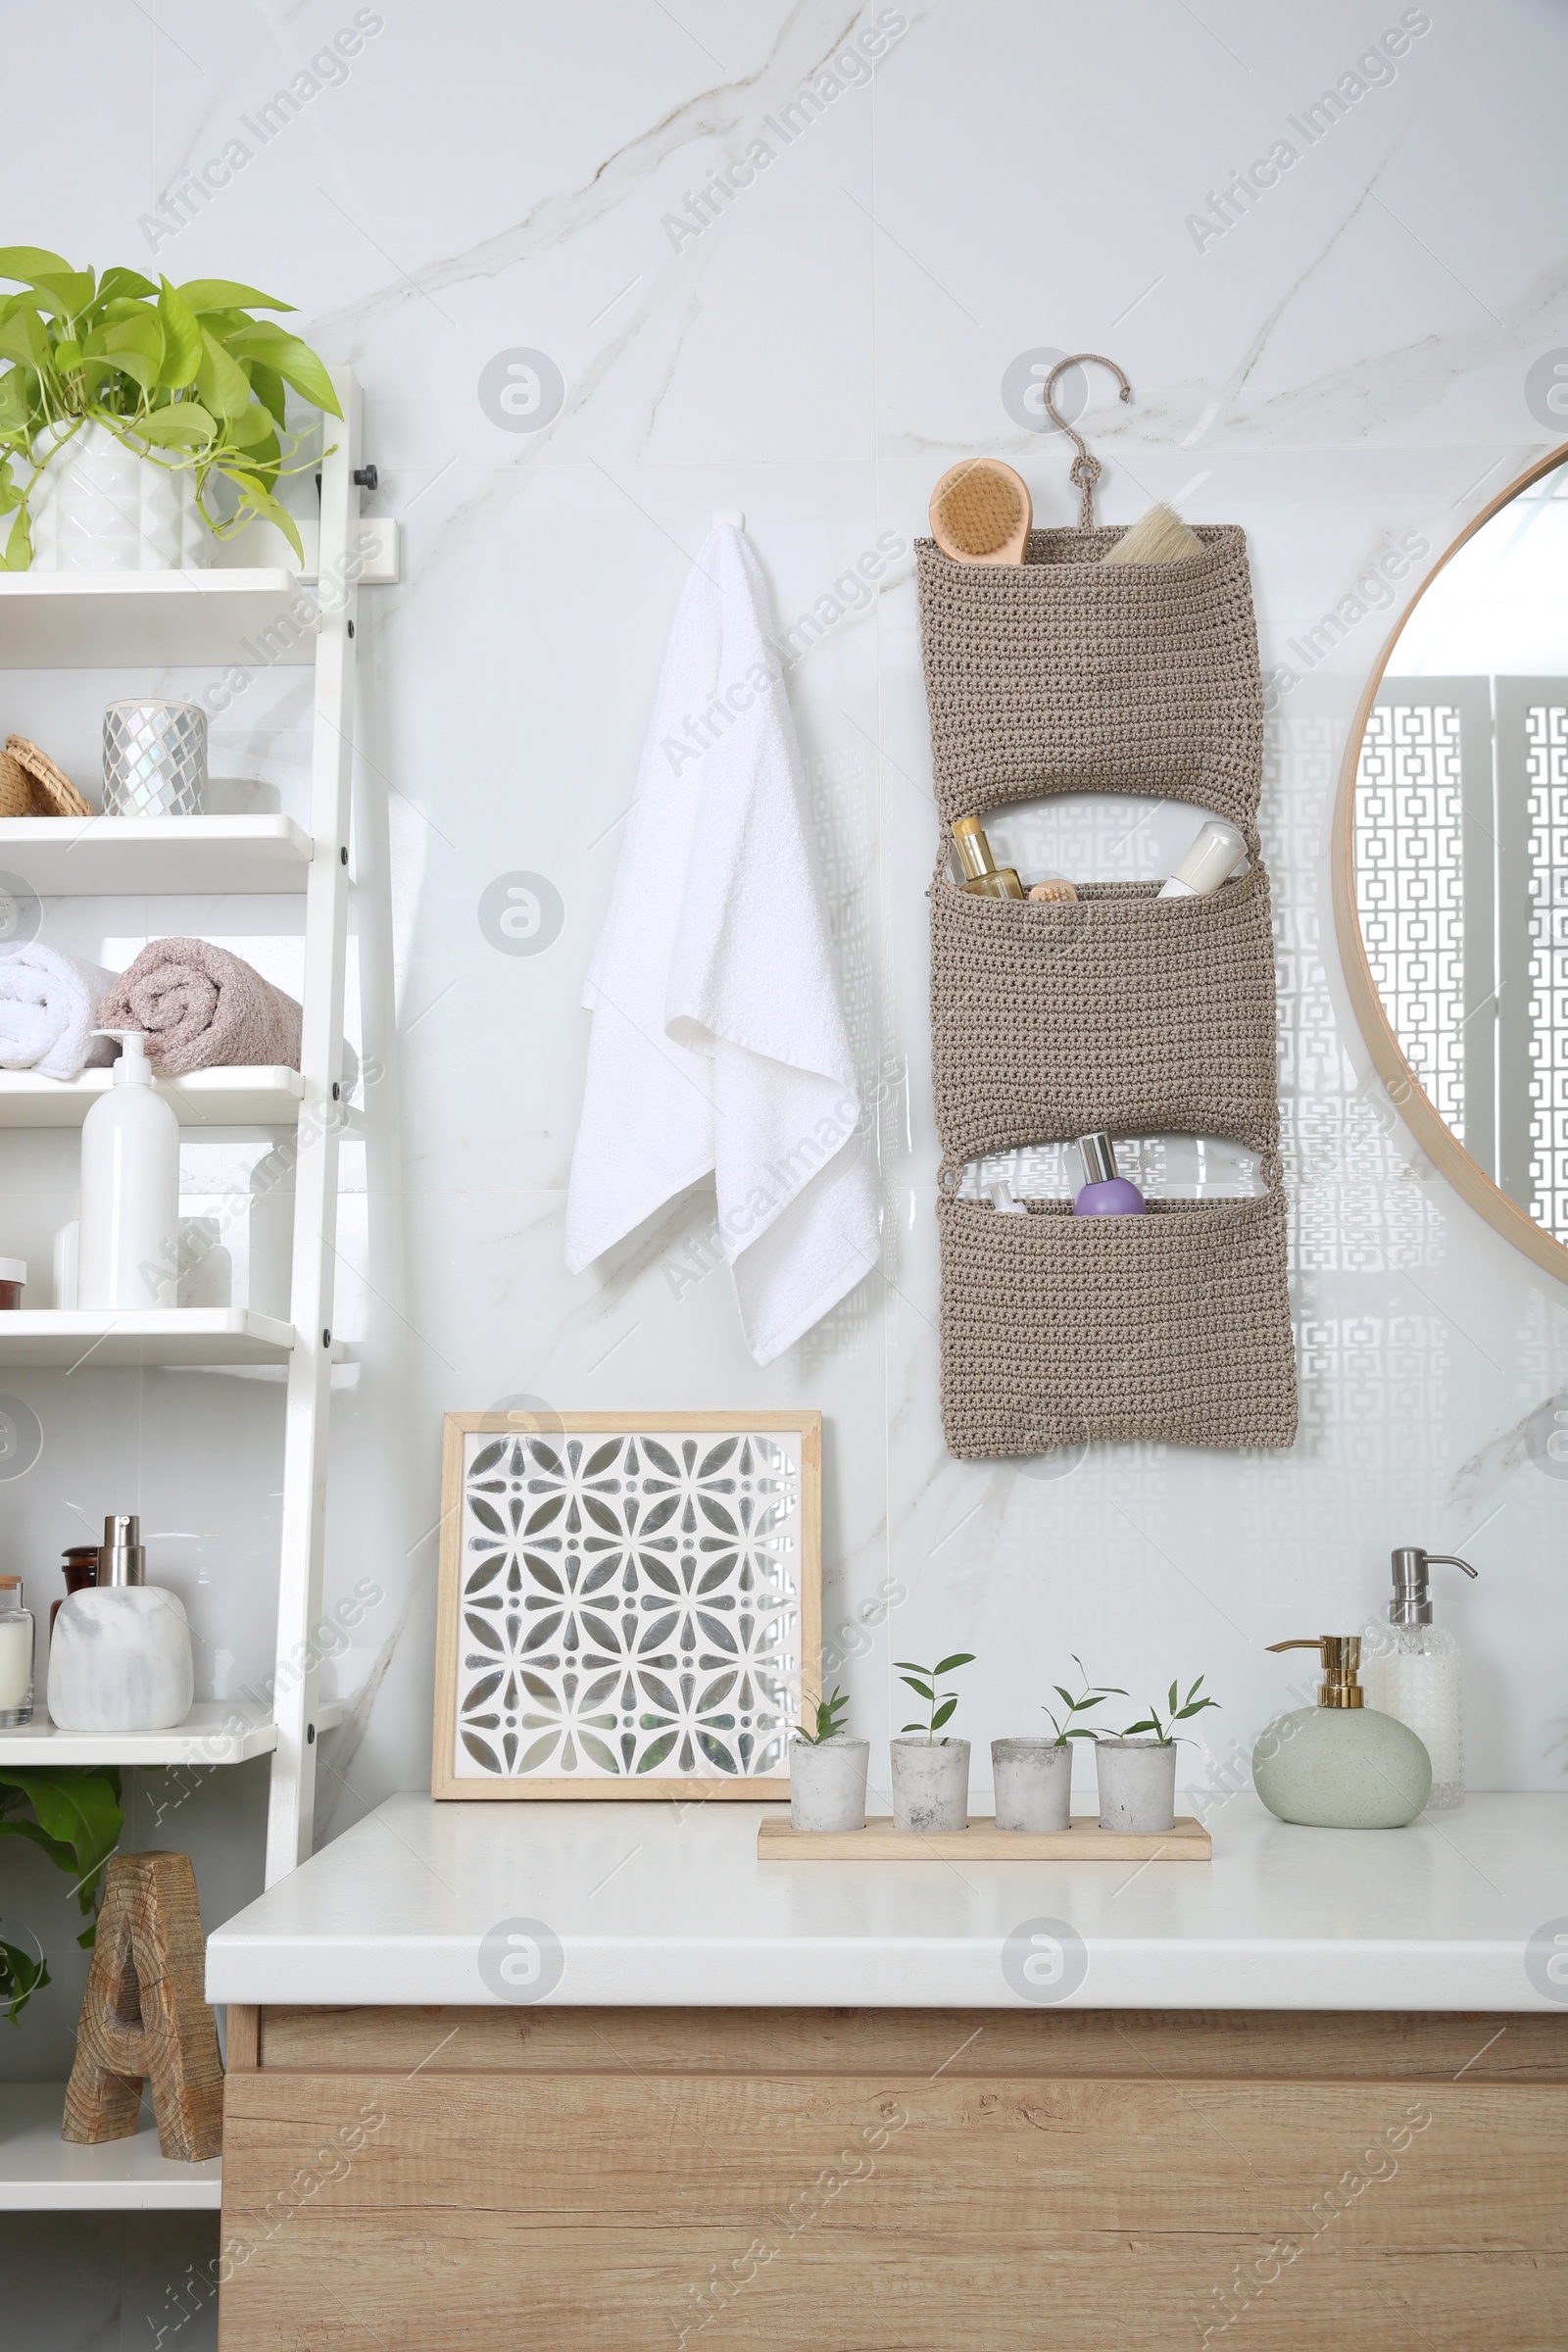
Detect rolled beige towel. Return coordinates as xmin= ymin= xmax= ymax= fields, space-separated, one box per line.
xmin=98 ymin=939 xmax=302 ymax=1076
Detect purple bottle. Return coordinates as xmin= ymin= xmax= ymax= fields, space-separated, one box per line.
xmin=1072 ymin=1132 xmax=1147 ymax=1215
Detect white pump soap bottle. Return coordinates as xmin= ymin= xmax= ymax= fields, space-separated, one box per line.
xmin=77 ymin=1029 xmax=180 ymax=1310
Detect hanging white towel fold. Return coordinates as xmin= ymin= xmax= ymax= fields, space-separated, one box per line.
xmin=0 ymin=944 xmax=121 ymax=1080
xmin=565 ymin=521 xmax=881 ymax=1363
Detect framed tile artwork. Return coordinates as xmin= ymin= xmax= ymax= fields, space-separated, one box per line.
xmin=431 ymin=1410 xmax=822 ymax=1800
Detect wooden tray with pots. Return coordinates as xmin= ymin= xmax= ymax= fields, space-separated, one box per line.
xmin=757 ymin=1814 xmax=1212 ymax=1861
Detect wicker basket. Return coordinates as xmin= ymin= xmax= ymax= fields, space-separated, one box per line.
xmin=916 ymin=525 xmax=1263 ymax=834
xmin=935 ymin=1174 xmax=1297 ymax=1457
xmin=929 ymin=849 xmax=1280 ymax=1164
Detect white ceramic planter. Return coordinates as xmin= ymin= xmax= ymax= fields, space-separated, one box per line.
xmin=890 ymin=1737 xmax=970 ymax=1833
xmin=991 ymin=1737 xmax=1073 ymax=1832
xmin=1095 ymin=1738 xmax=1178 ymax=1833
xmin=47 ymin=1586 xmax=194 ymax=1732
xmin=789 ymin=1736 xmax=869 ymax=1832
xmin=27 ymin=420 xmax=212 ymax=571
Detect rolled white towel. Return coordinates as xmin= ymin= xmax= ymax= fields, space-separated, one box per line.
xmin=0 ymin=945 xmax=122 ymax=1080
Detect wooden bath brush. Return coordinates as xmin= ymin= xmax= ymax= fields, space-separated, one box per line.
xmin=929 ymin=459 xmax=1031 ymax=564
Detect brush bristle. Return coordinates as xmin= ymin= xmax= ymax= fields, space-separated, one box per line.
xmin=935 ymin=465 xmax=1025 ymax=556
xmin=1102 ymin=503 xmax=1205 ymax=566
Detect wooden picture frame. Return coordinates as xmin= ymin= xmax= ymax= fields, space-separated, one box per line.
xmin=431 ymin=1411 xmax=821 ymax=1801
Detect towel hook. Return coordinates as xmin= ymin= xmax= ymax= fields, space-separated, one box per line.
xmin=1042 ymin=354 xmax=1133 ymax=529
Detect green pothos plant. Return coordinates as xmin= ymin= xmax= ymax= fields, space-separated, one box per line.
xmin=0 ymin=1767 xmax=123 ymax=2022
xmin=0 ymin=246 xmax=341 ymax=569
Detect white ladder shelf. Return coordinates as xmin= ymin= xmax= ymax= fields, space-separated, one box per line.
xmin=0 ymin=367 xmax=371 ymax=1886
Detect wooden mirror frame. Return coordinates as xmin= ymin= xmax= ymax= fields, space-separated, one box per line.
xmin=1332 ymin=441 xmax=1568 ymax=1288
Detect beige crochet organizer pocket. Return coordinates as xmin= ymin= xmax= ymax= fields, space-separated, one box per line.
xmin=915 ymin=524 xmax=1263 ymax=836
xmin=935 ymin=1175 xmax=1297 ymax=1457
xmin=929 ymin=850 xmax=1280 ymax=1164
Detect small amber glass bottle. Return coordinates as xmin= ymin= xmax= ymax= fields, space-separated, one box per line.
xmin=953 ymin=814 xmax=1024 ymax=900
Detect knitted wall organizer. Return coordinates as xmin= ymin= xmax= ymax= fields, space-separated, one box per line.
xmin=919 ymin=355 xmax=1297 ymax=1458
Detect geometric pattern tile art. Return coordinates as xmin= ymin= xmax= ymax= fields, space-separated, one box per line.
xmin=451 ymin=1425 xmax=806 ymax=1785
xmin=1354 ymin=699 xmax=1466 ymax=1142
xmin=1525 ymin=700 xmax=1568 ymax=1244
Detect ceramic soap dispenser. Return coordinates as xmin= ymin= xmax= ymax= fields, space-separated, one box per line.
xmin=1252 ymin=1636 xmax=1432 ymax=1829
xmin=1359 ymin=1547 xmax=1476 ymax=1812
xmin=46 ymin=1513 xmax=194 ymax=1734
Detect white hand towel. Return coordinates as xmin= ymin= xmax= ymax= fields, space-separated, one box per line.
xmin=0 ymin=944 xmax=121 ymax=1080
xmin=566 ymin=522 xmax=881 ymax=1363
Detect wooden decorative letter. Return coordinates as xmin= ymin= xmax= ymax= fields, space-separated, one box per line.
xmin=62 ymin=1850 xmax=223 ymax=2162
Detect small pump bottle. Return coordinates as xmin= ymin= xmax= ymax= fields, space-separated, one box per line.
xmin=1072 ymin=1132 xmax=1147 ymax=1216
xmin=952 ymin=814 xmax=1025 ymax=901
xmin=1359 ymin=1547 xmax=1477 ymax=1811
xmin=77 ymin=1029 xmax=180 ymax=1310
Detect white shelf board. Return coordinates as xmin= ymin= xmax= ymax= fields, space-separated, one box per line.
xmin=0 ymin=1701 xmax=277 ymax=1768
xmin=0 ymin=1308 xmax=294 ymax=1366
xmin=0 ymin=1064 xmax=303 ymax=1128
xmin=0 ymin=813 xmax=312 ymax=895
xmin=0 ymin=566 xmax=315 ymax=669
xmin=0 ymin=2084 xmax=220 ymax=2210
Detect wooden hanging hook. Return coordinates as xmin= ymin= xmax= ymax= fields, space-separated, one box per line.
xmin=1042 ymin=354 xmax=1133 ymax=528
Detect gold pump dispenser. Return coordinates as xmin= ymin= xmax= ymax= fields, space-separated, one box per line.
xmin=1252 ymin=1633 xmax=1432 ymax=1829
xmin=1267 ymin=1636 xmax=1364 ymax=1708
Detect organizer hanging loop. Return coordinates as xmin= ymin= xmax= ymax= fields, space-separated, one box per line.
xmin=1043 ymin=354 xmax=1133 ymax=529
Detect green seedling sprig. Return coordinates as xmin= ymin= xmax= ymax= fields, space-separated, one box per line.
xmin=1121 ymin=1676 xmax=1220 ymax=1747
xmin=896 ymin=1651 xmax=976 ymax=1745
xmin=798 ymin=1688 xmax=851 ymax=1745
xmin=1043 ymin=1655 xmax=1125 ymax=1746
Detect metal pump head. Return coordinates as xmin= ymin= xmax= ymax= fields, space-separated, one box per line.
xmin=98 ymin=1513 xmax=146 ymax=1589
xmin=1077 ymin=1132 xmax=1118 ymax=1187
xmin=1268 ymin=1635 xmax=1364 ymax=1708
xmin=1389 ymin=1546 xmax=1477 ymax=1627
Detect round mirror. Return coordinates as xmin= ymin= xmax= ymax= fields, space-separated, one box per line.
xmin=1335 ymin=445 xmax=1568 ymax=1281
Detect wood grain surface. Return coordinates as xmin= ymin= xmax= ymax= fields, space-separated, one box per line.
xmin=64 ymin=1850 xmax=223 ymax=2162
xmin=757 ymin=1812 xmax=1212 ymax=1859
xmin=219 ymin=2008 xmax=1568 ymax=2350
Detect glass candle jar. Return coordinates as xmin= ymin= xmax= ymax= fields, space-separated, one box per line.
xmin=0 ymin=1258 xmax=24 ymax=1309
xmin=0 ymin=1577 xmax=34 ymax=1724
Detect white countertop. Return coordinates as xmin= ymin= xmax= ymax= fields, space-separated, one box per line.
xmin=206 ymin=1790 xmax=1568 ymax=2012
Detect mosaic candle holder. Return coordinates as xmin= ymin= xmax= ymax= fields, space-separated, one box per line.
xmin=102 ymin=699 xmax=209 ymax=817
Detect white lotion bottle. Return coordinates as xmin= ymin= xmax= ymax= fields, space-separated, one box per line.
xmin=1360 ymin=1546 xmax=1477 ymax=1811
xmin=77 ymin=1029 xmax=180 ymax=1310
xmin=1157 ymin=819 xmax=1247 ymax=900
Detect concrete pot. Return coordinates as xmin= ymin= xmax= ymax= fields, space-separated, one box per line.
xmin=991 ymin=1737 xmax=1073 ymax=1832
xmin=1095 ymin=1738 xmax=1177 ymax=1833
xmin=789 ymin=1736 xmax=869 ymax=1832
xmin=890 ymin=1737 xmax=970 ymax=1833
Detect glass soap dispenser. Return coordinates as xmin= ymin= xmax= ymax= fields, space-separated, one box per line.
xmin=1360 ymin=1547 xmax=1477 ymax=1811
xmin=1252 ymin=1636 xmax=1431 ymax=1829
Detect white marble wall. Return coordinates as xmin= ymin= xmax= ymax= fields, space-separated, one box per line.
xmin=3 ymin=3 xmax=1568 ymax=2324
